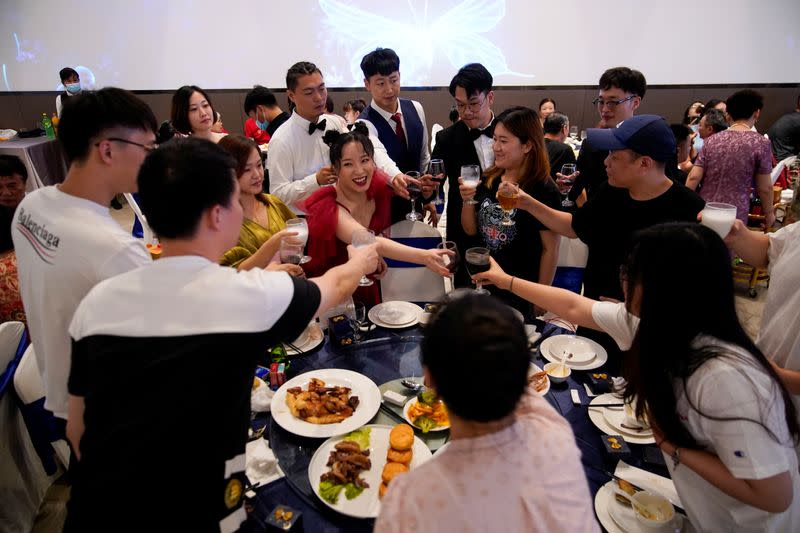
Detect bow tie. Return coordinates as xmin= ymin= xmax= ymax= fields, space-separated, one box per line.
xmin=308 ymin=118 xmax=327 ymax=135
xmin=469 ymin=122 xmax=494 ymax=141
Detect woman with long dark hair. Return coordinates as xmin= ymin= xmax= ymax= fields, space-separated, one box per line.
xmin=170 ymin=85 xmax=226 ymax=143
xmin=473 ymin=222 xmax=800 ymax=531
xmin=460 ymin=106 xmax=561 ymax=318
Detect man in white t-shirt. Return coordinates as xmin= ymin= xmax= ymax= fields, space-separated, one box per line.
xmin=12 ymin=88 xmax=156 ymax=437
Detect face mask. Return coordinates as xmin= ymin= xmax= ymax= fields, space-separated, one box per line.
xmin=255 ymin=108 xmax=269 ymax=131
xmin=65 ymin=82 xmax=81 ymax=94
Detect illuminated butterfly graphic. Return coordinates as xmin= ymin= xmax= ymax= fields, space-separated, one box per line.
xmin=318 ymin=0 xmax=534 ymax=86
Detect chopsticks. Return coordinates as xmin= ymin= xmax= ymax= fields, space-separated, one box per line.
xmin=586 ymin=403 xmax=624 ymax=409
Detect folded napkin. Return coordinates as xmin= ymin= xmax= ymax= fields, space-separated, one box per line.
xmin=251 ymin=378 xmax=274 ymax=412
xmin=246 ymin=438 xmax=284 ymax=488
xmin=615 ymin=460 xmax=683 ymax=508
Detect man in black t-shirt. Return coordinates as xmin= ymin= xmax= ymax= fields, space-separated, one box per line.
xmin=543 ymin=112 xmax=576 ymax=180
xmin=569 ymin=67 xmax=646 ymax=204
xmin=767 ymin=94 xmax=800 ymax=161
xmin=64 ymin=139 xmax=378 ymax=533
xmin=517 ymin=115 xmax=704 ymax=365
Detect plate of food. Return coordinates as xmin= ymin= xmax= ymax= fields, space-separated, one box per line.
xmin=402 ymin=390 xmax=450 ymax=432
xmin=527 ymin=363 xmax=550 ymax=397
xmin=368 ymin=301 xmax=422 ymax=328
xmin=308 ymin=424 xmax=432 ymax=518
xmin=271 ymin=369 xmax=381 ymax=438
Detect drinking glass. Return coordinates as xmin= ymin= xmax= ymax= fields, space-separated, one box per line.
xmin=429 ymin=159 xmax=445 ymax=206
xmin=405 ymin=171 xmax=423 ymax=221
xmin=437 ymin=240 xmax=460 ymax=289
xmin=351 ymin=229 xmax=376 ymax=286
xmin=559 ymin=163 xmax=577 ymax=207
xmin=461 ymin=165 xmax=480 ymax=205
xmin=279 ymin=239 xmax=304 ymax=265
xmin=350 ymin=300 xmax=366 ymax=340
xmin=700 ymin=202 xmax=737 ymax=238
xmin=285 ymin=218 xmax=311 ymax=264
xmin=497 ymin=181 xmax=519 ymax=226
xmin=580 ymin=130 xmax=587 ymax=141
xmin=569 ymin=126 xmax=579 ymax=140
xmin=465 ymin=247 xmax=490 ymax=295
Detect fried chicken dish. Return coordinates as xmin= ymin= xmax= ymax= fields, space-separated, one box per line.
xmin=286 ymin=378 xmax=360 ymax=424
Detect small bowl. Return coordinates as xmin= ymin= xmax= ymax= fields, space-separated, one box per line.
xmin=631 ymin=491 xmax=675 ymax=531
xmin=543 ymin=362 xmax=571 ymax=383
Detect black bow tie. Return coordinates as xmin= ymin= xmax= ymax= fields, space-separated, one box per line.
xmin=308 ymin=118 xmax=327 ymax=135
xmin=469 ymin=122 xmax=494 ymax=141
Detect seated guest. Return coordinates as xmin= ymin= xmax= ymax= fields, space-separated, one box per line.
xmin=538 ymin=97 xmax=556 ymax=125
xmin=303 ymin=124 xmax=450 ymax=305
xmin=687 ymin=90 xmax=774 ymax=226
xmin=460 ymin=106 xmax=560 ymax=319
xmin=474 ymin=223 xmax=800 ymax=531
xmin=0 ymin=155 xmax=28 ymax=323
xmin=375 ymin=292 xmax=599 ymax=533
xmin=698 ymin=108 xmax=728 ymax=140
xmin=217 ymin=135 xmax=302 ymax=273
xmin=767 ymin=93 xmax=800 ymax=161
xmin=56 ymin=67 xmax=82 ymax=118
xmin=65 ymin=138 xmax=379 ymax=532
xmin=448 ymin=104 xmax=459 ymax=125
xmin=670 ymin=123 xmax=693 ymax=183
xmin=170 ymin=85 xmax=226 ymax=143
xmin=267 ymin=61 xmax=412 ymax=212
xmin=211 ymin=111 xmax=228 ymax=134
xmin=343 ymin=98 xmax=367 ymax=125
xmin=543 ymin=112 xmax=577 ymax=179
xmin=243 ymin=85 xmax=291 ymax=144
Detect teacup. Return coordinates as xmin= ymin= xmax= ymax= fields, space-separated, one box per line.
xmin=631 ymin=491 xmax=676 ymax=531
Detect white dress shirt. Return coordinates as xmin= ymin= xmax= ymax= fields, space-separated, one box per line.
xmin=267 ymin=111 xmax=402 ymax=212
xmin=473 ymin=113 xmax=496 ymax=171
xmin=359 ymin=99 xmax=430 ymax=173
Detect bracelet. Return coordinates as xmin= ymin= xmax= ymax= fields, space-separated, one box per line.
xmin=509 ymin=276 xmax=515 ymax=292
xmin=671 ymin=446 xmax=681 ymax=468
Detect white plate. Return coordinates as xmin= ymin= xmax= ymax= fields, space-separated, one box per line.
xmin=368 ymin=301 xmax=422 ymax=329
xmin=285 ymin=322 xmax=324 ymax=355
xmin=527 ymin=363 xmax=550 ymax=397
xmin=545 ymin=335 xmax=596 ymax=364
xmin=270 ymin=369 xmax=381 ymax=438
xmin=587 ymin=394 xmax=655 ymax=445
xmin=308 ymin=424 xmax=432 ymax=518
xmin=402 ymin=397 xmax=450 ymax=432
xmin=602 ymin=408 xmax=653 ymax=438
xmin=595 ymin=481 xmax=626 ymax=533
xmin=541 ymin=335 xmax=608 ymax=370
xmin=597 ymin=480 xmax=688 ymax=533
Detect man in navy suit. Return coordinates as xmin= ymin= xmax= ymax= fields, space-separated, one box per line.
xmin=358 ymin=48 xmax=434 ymax=224
xmin=431 ymin=63 xmax=497 ymax=286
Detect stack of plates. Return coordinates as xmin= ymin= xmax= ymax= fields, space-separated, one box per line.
xmin=368 ymin=301 xmax=422 ymax=329
xmin=539 ymin=335 xmax=608 ymax=370
xmin=587 ymin=393 xmax=654 ymax=444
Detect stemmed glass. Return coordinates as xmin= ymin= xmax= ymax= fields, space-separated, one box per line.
xmin=437 ymin=240 xmax=460 ymax=290
xmin=569 ymin=126 xmax=578 ymax=140
xmin=497 ymin=181 xmax=519 ymax=226
xmin=465 ymin=247 xmax=490 ymax=295
xmin=350 ymin=300 xmax=366 ymax=340
xmin=285 ymin=218 xmax=311 ymax=264
xmin=351 ymin=229 xmax=376 ymax=286
xmin=405 ymin=171 xmax=422 ymax=221
xmin=559 ymin=164 xmax=577 ymax=207
xmin=461 ymin=165 xmax=480 ymax=205
xmin=429 ymin=159 xmax=445 ymax=206
xmin=279 ymin=239 xmax=304 ymax=265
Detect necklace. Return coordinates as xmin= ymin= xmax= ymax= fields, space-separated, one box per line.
xmin=730 ymin=121 xmax=751 ymax=130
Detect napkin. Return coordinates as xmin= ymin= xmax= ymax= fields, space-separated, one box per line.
xmin=615 ymin=460 xmax=683 ymax=508
xmin=251 ymin=379 xmax=274 ymax=412
xmin=245 ymin=438 xmax=284 ymax=488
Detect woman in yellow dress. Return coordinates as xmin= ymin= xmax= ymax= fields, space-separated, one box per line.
xmin=218 ymin=135 xmax=302 ymax=273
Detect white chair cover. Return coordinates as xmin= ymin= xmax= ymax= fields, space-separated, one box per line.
xmin=381 ymin=221 xmax=445 ymax=304
xmin=430 ymin=123 xmax=444 ymax=152
xmin=772 ymin=155 xmax=798 ymax=185
xmin=0 ymin=321 xmax=25 ymax=374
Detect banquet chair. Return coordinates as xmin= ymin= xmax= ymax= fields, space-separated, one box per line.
xmin=0 ymin=321 xmax=27 ymax=398
xmin=430 ymin=123 xmax=443 ymax=152
xmin=123 ymin=192 xmax=156 ymax=244
xmin=552 ymin=236 xmax=588 ymax=294
xmin=381 ymin=220 xmax=445 ymax=304
xmin=13 ymin=344 xmax=70 ymax=472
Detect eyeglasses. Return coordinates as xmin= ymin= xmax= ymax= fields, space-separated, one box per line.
xmin=454 ymin=95 xmax=487 ymax=114
xmin=592 ymin=95 xmax=636 ymax=109
xmin=96 ymin=137 xmax=159 ymax=152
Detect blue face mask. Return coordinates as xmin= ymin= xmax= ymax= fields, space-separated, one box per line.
xmin=65 ymin=82 xmax=81 ymax=94
xmin=255 ymin=109 xmax=269 ymax=131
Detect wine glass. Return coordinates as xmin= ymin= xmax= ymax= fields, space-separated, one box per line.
xmin=349 ymin=300 xmax=366 ymax=340
xmin=279 ymin=239 xmax=304 ymax=265
xmin=461 ymin=165 xmax=480 ymax=205
xmin=351 ymin=229 xmax=376 ymax=286
xmin=559 ymin=163 xmax=577 ymax=207
xmin=569 ymin=126 xmax=578 ymax=140
xmin=437 ymin=240 xmax=460 ymax=290
xmin=285 ymin=218 xmax=311 ymax=264
xmin=580 ymin=130 xmax=587 ymax=142
xmin=465 ymin=247 xmax=490 ymax=295
xmin=429 ymin=159 xmax=445 ymax=206
xmin=405 ymin=171 xmax=423 ymax=221
xmin=497 ymin=181 xmax=519 ymax=226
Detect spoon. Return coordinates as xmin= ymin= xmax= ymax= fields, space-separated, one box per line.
xmin=400 ymin=379 xmax=424 ymax=392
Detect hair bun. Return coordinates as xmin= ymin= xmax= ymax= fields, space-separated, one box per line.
xmin=349 ymin=121 xmax=370 ymax=137
xmin=322 ymin=129 xmax=344 ymax=148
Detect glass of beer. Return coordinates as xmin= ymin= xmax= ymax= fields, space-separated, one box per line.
xmin=465 ymin=247 xmax=491 ymax=295
xmin=497 ymin=181 xmax=519 ymax=226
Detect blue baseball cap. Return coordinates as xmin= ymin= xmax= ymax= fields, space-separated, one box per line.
xmin=586 ymin=115 xmax=676 ymax=162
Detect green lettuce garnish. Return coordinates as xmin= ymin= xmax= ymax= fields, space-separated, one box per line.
xmin=417 ymin=390 xmax=438 ymax=405
xmin=414 ymin=415 xmax=436 ymax=433
xmin=344 ymin=482 xmax=365 ymax=500
xmin=319 ymin=480 xmax=345 ymax=504
xmin=342 ymin=427 xmax=371 ymax=450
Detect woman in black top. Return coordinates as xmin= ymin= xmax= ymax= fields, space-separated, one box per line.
xmin=460 ymin=106 xmax=561 ymax=318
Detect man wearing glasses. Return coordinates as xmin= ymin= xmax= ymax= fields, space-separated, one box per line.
xmin=568 ymin=67 xmax=646 ymax=204
xmin=431 ymin=63 xmax=497 ymax=287
xmin=12 ymin=88 xmax=155 ymax=454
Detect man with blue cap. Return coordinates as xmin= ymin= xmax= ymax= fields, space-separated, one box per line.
xmin=511 ymin=115 xmax=704 ymax=365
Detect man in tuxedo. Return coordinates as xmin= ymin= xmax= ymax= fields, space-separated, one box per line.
xmin=358 ymin=48 xmax=434 ymax=224
xmin=431 ymin=63 xmax=496 ymax=286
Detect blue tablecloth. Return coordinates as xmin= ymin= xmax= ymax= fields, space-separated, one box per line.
xmin=247 ymin=321 xmax=669 ymax=532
